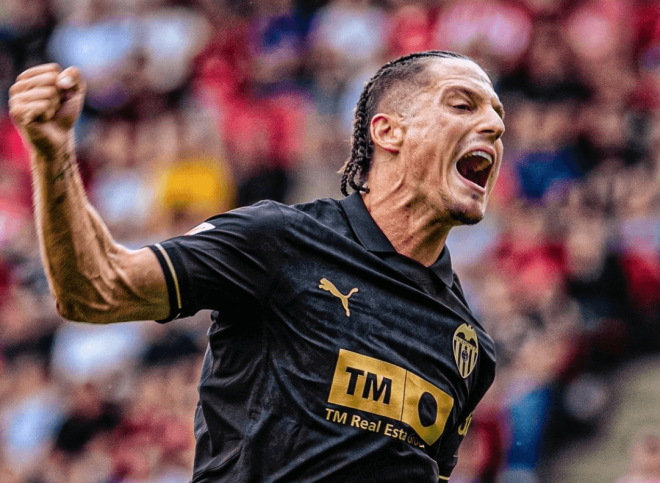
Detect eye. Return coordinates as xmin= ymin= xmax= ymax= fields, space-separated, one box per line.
xmin=452 ymin=103 xmax=473 ymax=112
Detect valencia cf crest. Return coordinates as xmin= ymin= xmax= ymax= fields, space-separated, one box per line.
xmin=452 ymin=324 xmax=479 ymax=379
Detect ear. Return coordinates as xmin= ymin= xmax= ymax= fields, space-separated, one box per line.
xmin=370 ymin=113 xmax=403 ymax=154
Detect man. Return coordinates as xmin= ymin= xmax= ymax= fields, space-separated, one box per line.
xmin=9 ymin=50 xmax=504 ymax=482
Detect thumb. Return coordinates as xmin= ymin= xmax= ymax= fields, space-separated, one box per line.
xmin=53 ymin=67 xmax=86 ymax=130
xmin=57 ymin=75 xmax=75 ymax=90
xmin=56 ymin=66 xmax=84 ymax=93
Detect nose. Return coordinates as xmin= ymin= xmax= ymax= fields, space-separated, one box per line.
xmin=478 ymin=108 xmax=505 ymax=141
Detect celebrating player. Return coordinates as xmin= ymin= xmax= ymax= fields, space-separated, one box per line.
xmin=9 ymin=50 xmax=504 ymax=482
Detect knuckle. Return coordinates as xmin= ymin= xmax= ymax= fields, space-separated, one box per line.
xmin=8 ymin=91 xmax=27 ymax=104
xmin=12 ymin=79 xmax=33 ymax=93
xmin=8 ymin=94 xmax=29 ymax=110
xmin=43 ymin=85 xmax=58 ymax=97
xmin=36 ymin=72 xmax=57 ymax=86
xmin=17 ymin=68 xmax=34 ymax=81
xmin=9 ymin=106 xmax=24 ymax=123
xmin=8 ymin=81 xmax=23 ymax=96
xmin=42 ymin=72 xmax=58 ymax=84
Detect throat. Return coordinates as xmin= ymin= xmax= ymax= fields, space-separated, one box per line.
xmin=362 ymin=192 xmax=450 ymax=267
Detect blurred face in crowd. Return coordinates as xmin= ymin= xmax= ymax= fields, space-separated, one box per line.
xmin=392 ymin=58 xmax=505 ymax=226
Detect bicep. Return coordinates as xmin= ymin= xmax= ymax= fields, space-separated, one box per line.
xmin=117 ymin=247 xmax=170 ymax=322
xmin=91 ymin=246 xmax=170 ymax=323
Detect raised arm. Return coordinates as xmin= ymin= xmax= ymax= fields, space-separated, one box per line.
xmin=8 ymin=64 xmax=170 ymax=323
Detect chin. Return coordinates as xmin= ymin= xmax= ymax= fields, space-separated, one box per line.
xmin=447 ymin=201 xmax=486 ymax=226
xmin=450 ymin=210 xmax=484 ymax=226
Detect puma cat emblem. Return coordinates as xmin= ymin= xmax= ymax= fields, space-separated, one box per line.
xmin=319 ymin=278 xmax=359 ymax=317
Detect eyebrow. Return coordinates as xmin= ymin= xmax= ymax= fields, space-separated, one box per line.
xmin=445 ymin=86 xmax=505 ymax=120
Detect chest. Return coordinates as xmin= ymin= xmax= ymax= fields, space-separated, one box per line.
xmin=265 ymin=249 xmax=489 ymax=444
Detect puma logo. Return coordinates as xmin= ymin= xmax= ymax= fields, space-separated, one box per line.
xmin=319 ymin=278 xmax=359 ymax=317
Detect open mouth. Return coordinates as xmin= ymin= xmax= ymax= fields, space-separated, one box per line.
xmin=456 ymin=150 xmax=493 ymax=189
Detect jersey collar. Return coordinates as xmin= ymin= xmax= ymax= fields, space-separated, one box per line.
xmin=339 ymin=193 xmax=454 ymax=286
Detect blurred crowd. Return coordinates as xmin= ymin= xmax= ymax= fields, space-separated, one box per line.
xmin=2 ymin=0 xmax=660 ymax=482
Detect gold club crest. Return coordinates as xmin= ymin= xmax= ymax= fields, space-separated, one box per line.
xmin=453 ymin=324 xmax=479 ymax=379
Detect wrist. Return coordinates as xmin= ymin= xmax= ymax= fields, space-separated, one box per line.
xmin=31 ymin=131 xmax=74 ymax=168
xmin=29 ymin=128 xmax=74 ymax=162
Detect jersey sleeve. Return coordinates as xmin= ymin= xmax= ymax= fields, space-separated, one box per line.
xmin=148 ymin=201 xmax=286 ymax=322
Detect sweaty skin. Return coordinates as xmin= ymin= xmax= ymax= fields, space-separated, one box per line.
xmin=8 ymin=64 xmax=169 ymax=323
xmin=363 ymin=58 xmax=505 ymax=267
xmin=8 ymin=57 xmax=503 ymax=323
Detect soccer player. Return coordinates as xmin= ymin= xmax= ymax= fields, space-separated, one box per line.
xmin=9 ymin=50 xmax=504 ymax=482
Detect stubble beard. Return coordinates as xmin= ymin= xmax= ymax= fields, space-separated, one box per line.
xmin=442 ymin=192 xmax=485 ymax=226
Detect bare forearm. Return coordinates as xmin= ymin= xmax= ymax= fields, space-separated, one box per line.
xmin=32 ymin=134 xmax=117 ymax=317
xmin=12 ymin=64 xmax=169 ymax=323
xmin=32 ymin=135 xmax=167 ymax=322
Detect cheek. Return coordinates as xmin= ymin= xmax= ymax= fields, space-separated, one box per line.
xmin=405 ymin=119 xmax=460 ymax=182
xmin=407 ymin=133 xmax=438 ymax=177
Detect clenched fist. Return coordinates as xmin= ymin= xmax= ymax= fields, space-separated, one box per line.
xmin=8 ymin=63 xmax=86 ymax=157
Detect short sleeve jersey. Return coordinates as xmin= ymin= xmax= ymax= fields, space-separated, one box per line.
xmin=149 ymin=193 xmax=496 ymax=483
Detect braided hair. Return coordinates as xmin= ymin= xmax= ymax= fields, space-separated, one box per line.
xmin=340 ymin=50 xmax=474 ymax=197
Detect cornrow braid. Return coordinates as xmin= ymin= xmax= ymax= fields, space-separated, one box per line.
xmin=341 ymin=50 xmax=474 ymax=197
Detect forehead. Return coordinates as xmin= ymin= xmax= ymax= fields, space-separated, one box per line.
xmin=423 ymin=58 xmax=500 ymax=102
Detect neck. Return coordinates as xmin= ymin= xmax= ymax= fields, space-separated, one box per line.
xmin=362 ymin=188 xmax=451 ymax=267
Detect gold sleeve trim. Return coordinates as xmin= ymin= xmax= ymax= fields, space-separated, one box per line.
xmin=155 ymin=244 xmax=182 ymax=313
xmin=438 ymin=476 xmax=450 ymax=481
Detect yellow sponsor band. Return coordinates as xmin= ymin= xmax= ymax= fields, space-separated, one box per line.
xmin=328 ymin=349 xmax=454 ymax=446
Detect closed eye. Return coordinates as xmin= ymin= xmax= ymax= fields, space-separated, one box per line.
xmin=453 ymin=104 xmax=473 ymax=112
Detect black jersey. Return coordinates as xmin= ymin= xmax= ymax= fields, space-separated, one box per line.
xmin=149 ymin=193 xmax=496 ymax=483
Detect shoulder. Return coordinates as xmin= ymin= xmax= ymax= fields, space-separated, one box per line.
xmin=206 ymin=199 xmax=286 ymax=228
xmin=287 ymin=197 xmax=345 ymax=227
xmin=204 ymin=198 xmax=343 ymax=226
xmin=180 ymin=200 xmax=288 ymax=243
xmin=188 ymin=198 xmax=348 ymax=244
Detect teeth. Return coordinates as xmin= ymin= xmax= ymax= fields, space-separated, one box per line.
xmin=471 ymin=150 xmax=493 ymax=164
xmin=459 ymin=150 xmax=493 ymax=172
